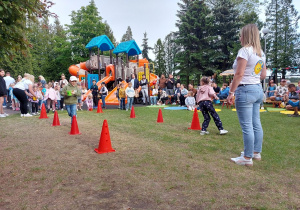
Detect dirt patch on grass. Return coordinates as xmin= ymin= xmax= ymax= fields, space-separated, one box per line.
xmin=0 ymin=111 xmax=300 ymax=209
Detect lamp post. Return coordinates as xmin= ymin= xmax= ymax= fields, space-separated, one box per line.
xmin=262 ymin=28 xmax=270 ymax=88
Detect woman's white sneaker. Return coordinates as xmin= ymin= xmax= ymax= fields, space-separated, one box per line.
xmin=239 ymin=152 xmax=261 ymax=161
xmin=220 ymin=129 xmax=228 ymax=135
xmin=23 ymin=113 xmax=33 ymax=117
xmin=0 ymin=114 xmax=6 ymax=118
xmin=231 ymin=156 xmax=253 ymax=166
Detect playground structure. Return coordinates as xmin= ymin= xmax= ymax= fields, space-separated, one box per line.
xmin=68 ymin=35 xmax=158 ymax=105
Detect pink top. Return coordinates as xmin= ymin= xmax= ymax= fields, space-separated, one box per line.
xmin=45 ymin=88 xmax=56 ymax=100
xmin=196 ymin=85 xmax=217 ymax=102
xmin=86 ymin=98 xmax=93 ymax=108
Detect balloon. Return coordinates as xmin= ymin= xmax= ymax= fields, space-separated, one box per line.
xmin=42 ymin=88 xmax=46 ymax=93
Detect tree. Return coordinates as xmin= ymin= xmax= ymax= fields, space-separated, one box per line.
xmin=164 ymin=32 xmax=179 ymax=75
xmin=67 ymin=0 xmax=106 ymax=63
xmin=154 ymin=39 xmax=166 ymax=76
xmin=210 ymin=0 xmax=240 ymax=71
xmin=0 ymin=0 xmax=55 ymax=59
xmin=141 ymin=32 xmax=152 ymax=61
xmin=104 ymin=21 xmax=116 ymax=45
xmin=121 ymin=26 xmax=134 ymax=42
xmin=265 ymin=0 xmax=299 ymax=69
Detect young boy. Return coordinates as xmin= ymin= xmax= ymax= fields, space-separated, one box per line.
xmin=90 ymin=79 xmax=98 ymax=107
xmin=61 ymin=76 xmax=81 ymax=123
xmin=125 ymin=82 xmax=135 ymax=111
xmin=285 ymin=84 xmax=299 ymax=117
xmin=119 ymin=83 xmax=126 ymax=110
xmin=99 ymin=82 xmax=108 ymax=108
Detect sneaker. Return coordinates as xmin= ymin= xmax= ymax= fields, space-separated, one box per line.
xmin=23 ymin=113 xmax=33 ymax=117
xmin=260 ymin=106 xmax=264 ymax=110
xmin=162 ymin=104 xmax=165 ymax=106
xmin=239 ymin=152 xmax=261 ymax=161
xmin=4 ymin=113 xmax=9 ymax=116
xmin=3 ymin=105 xmax=6 ymax=108
xmin=20 ymin=114 xmax=24 ymax=117
xmin=288 ymin=114 xmax=299 ymax=117
xmin=172 ymin=102 xmax=176 ymax=105
xmin=61 ymin=108 xmax=64 ymax=111
xmin=0 ymin=114 xmax=6 ymax=118
xmin=230 ymin=156 xmax=253 ymax=166
xmin=200 ymin=131 xmax=209 ymax=135
xmin=32 ymin=113 xmax=36 ymax=116
xmin=36 ymin=112 xmax=39 ymax=115
xmin=220 ymin=129 xmax=228 ymax=135
xmin=126 ymin=109 xmax=128 ymax=111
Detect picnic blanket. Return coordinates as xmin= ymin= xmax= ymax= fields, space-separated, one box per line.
xmin=164 ymin=107 xmax=188 ymax=110
xmin=232 ymin=108 xmax=267 ymax=112
xmin=265 ymin=107 xmax=286 ymax=112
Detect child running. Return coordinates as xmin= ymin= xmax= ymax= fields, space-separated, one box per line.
xmin=196 ymin=76 xmax=228 ymax=135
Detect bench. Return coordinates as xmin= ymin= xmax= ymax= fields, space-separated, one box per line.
xmin=265 ymin=99 xmax=282 ymax=108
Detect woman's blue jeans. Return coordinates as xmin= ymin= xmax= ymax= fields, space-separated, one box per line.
xmin=65 ymin=104 xmax=77 ymax=123
xmin=235 ymin=84 xmax=264 ymax=158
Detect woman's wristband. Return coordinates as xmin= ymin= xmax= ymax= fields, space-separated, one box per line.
xmin=229 ymin=91 xmax=234 ymax=95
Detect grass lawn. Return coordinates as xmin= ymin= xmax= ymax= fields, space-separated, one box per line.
xmin=0 ymin=106 xmax=299 ymax=209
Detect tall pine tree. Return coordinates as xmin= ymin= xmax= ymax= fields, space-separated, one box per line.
xmin=154 ymin=39 xmax=166 ymax=76
xmin=121 ymin=26 xmax=134 ymax=42
xmin=141 ymin=32 xmax=152 ymax=61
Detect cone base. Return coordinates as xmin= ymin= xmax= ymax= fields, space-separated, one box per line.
xmin=94 ymin=148 xmax=115 ymax=154
xmin=69 ymin=132 xmax=81 ymax=135
xmin=51 ymin=124 xmax=61 ymax=126
xmin=188 ymin=127 xmax=201 ymax=130
xmin=39 ymin=117 xmax=48 ymax=119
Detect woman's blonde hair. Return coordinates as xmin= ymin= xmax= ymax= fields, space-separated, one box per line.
xmin=27 ymin=74 xmax=35 ymax=83
xmin=240 ymin=24 xmax=262 ymax=57
xmin=39 ymin=75 xmax=45 ymax=81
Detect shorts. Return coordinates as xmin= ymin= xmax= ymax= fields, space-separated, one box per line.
xmin=77 ymin=98 xmax=82 ymax=103
xmin=275 ymin=97 xmax=283 ymax=101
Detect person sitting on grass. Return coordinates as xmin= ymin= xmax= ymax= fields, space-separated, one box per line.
xmin=157 ymin=88 xmax=168 ymax=105
xmin=119 ymin=83 xmax=126 ymax=110
xmin=270 ymin=79 xmax=288 ymax=101
xmin=61 ymin=76 xmax=81 ymax=124
xmin=185 ymin=91 xmax=196 ymax=111
xmin=86 ymin=94 xmax=93 ymax=111
xmin=217 ymin=83 xmax=230 ymax=100
xmin=284 ymin=84 xmax=299 ymax=117
xmin=179 ymin=84 xmax=188 ymax=106
xmin=197 ymin=76 xmax=228 ymax=136
xmin=126 ymin=82 xmax=135 ymax=111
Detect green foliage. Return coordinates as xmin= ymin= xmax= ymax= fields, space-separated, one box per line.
xmin=265 ymin=0 xmax=300 ymax=68
xmin=121 ymin=26 xmax=134 ymax=42
xmin=154 ymin=39 xmax=166 ymax=76
xmin=141 ymin=32 xmax=152 ymax=61
xmin=164 ymin=33 xmax=179 ymax=75
xmin=0 ymin=0 xmax=55 ymax=59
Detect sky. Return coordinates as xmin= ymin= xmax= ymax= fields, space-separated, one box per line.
xmin=49 ymin=0 xmax=300 ymax=60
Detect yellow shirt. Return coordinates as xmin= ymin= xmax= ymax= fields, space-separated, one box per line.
xmin=119 ymin=88 xmax=126 ymax=98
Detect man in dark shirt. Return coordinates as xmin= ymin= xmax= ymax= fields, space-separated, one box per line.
xmin=90 ymin=79 xmax=98 ymax=107
xmin=212 ymin=82 xmax=220 ymax=94
xmin=166 ymin=74 xmax=175 ymax=104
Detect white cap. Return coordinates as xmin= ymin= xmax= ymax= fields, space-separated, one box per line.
xmin=70 ymin=76 xmax=77 ymax=81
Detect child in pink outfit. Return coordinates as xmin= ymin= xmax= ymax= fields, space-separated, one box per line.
xmin=45 ymin=82 xmax=57 ymax=112
xmin=196 ymin=77 xmax=228 ymax=135
xmin=86 ymin=94 xmax=93 ymax=111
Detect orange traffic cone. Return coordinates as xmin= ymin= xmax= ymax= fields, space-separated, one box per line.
xmin=69 ymin=115 xmax=81 ymax=135
xmin=97 ymin=100 xmax=103 ymax=113
xmin=157 ymin=108 xmax=163 ymax=123
xmin=94 ymin=120 xmax=115 ymax=154
xmin=52 ymin=110 xmax=61 ymax=126
xmin=188 ymin=108 xmax=201 ymax=130
xmin=39 ymin=103 xmax=48 ymax=119
xmin=130 ymin=106 xmax=135 ymax=118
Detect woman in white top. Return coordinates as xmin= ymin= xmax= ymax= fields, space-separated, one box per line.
xmin=13 ymin=73 xmax=37 ymax=117
xmin=227 ymin=24 xmax=267 ymax=166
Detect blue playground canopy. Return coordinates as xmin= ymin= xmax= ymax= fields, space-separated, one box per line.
xmin=113 ymin=40 xmax=142 ymax=56
xmin=85 ymin=35 xmax=115 ymax=51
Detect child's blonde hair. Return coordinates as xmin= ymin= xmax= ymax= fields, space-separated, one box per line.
xmin=187 ymin=91 xmax=193 ymax=96
xmin=240 ymin=24 xmax=262 ymax=57
xmin=88 ymin=94 xmax=93 ymax=99
xmin=200 ymin=76 xmax=210 ymax=85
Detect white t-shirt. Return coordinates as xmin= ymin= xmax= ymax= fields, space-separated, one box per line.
xmin=4 ymin=76 xmax=15 ymax=89
xmin=233 ymin=46 xmax=266 ymax=85
xmin=14 ymin=78 xmax=33 ymax=90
